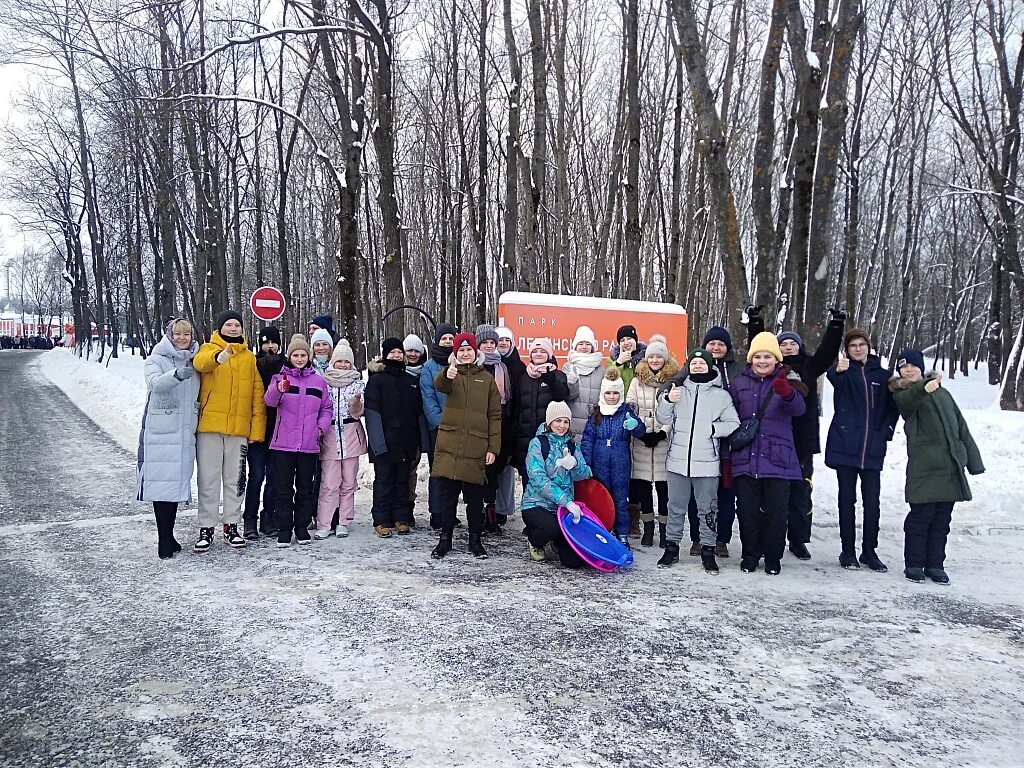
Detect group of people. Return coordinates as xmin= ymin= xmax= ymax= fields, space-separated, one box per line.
xmin=137 ymin=305 xmax=984 ymax=585
xmin=0 ymin=334 xmax=56 ymax=350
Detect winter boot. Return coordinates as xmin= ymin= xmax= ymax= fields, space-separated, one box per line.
xmin=859 ymin=549 xmax=888 ymax=573
xmin=194 ymin=527 xmax=214 ymax=553
xmin=431 ymin=533 xmax=453 ymax=560
xmin=640 ymin=520 xmax=655 ymax=548
xmin=904 ymin=567 xmax=925 ymax=583
xmin=296 ymin=527 xmax=312 ymax=545
xmin=715 ymin=541 xmax=730 ymax=558
xmin=700 ymin=545 xmax=720 ymax=574
xmin=154 ymin=506 xmax=179 ymax=559
xmin=374 ymin=525 xmax=393 ymax=538
xmin=484 ymin=504 xmax=502 ymax=534
xmin=528 ymin=541 xmax=547 ymax=561
xmin=468 ymin=532 xmax=488 ymax=559
xmin=243 ymin=520 xmax=259 ymax=540
xmin=616 ymin=534 xmax=632 ymax=551
xmin=924 ymin=568 xmax=950 ymax=585
xmin=764 ymin=560 xmax=781 ymax=576
xmin=259 ymin=516 xmax=277 ymax=538
xmin=657 ymin=542 xmax=679 ymax=568
xmin=223 ymin=524 xmax=246 ymax=548
xmin=740 ymin=557 xmax=759 ymax=573
xmin=689 ymin=541 xmax=701 ymax=557
xmin=658 ymin=522 xmax=667 ymax=548
xmin=839 ymin=550 xmax=860 ymax=569
xmin=788 ymin=542 xmax=811 ymax=560
xmin=394 ymin=521 xmax=411 ymax=535
xmin=628 ymin=504 xmax=642 ymax=538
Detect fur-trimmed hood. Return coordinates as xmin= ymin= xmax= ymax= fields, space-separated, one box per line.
xmin=634 ymin=357 xmax=680 ymax=386
xmin=889 ymin=371 xmax=939 ymax=392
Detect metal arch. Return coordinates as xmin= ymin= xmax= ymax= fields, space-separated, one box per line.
xmin=378 ymin=304 xmax=438 ymax=341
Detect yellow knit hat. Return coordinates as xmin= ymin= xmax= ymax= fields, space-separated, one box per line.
xmin=747 ymin=331 xmax=783 ymax=363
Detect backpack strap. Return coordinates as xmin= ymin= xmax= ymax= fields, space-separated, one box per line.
xmin=539 ymin=432 xmax=575 ymax=461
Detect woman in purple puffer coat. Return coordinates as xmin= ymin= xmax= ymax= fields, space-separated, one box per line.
xmin=264 ymin=334 xmax=333 ymax=547
xmin=729 ymin=332 xmax=807 ymax=575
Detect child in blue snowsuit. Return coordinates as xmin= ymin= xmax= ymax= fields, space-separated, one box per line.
xmin=582 ymin=367 xmax=646 ymax=545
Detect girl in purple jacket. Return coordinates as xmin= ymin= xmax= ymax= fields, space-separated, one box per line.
xmin=729 ymin=332 xmax=807 ymax=575
xmin=264 ymin=334 xmax=333 ymax=547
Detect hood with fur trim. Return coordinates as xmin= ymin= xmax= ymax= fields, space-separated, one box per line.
xmin=633 ymin=356 xmax=680 ymax=386
xmin=888 ymin=371 xmax=940 ymax=392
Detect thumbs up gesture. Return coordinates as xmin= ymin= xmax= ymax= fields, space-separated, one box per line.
xmin=924 ymin=373 xmax=942 ymax=394
xmin=836 ymin=352 xmax=850 ymax=373
xmin=555 ymin=447 xmax=577 ymax=471
xmin=446 ymin=362 xmax=458 ymax=380
xmin=667 ymin=383 xmax=682 ymax=403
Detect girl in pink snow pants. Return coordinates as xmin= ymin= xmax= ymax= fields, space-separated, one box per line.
xmin=316 ymin=339 xmax=368 ymax=538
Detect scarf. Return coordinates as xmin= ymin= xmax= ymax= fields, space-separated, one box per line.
xmin=406 ymin=363 xmax=423 ymax=377
xmin=566 ymin=350 xmax=604 ymax=376
xmin=599 ymin=400 xmax=623 ymax=417
xmin=527 ymin=360 xmax=555 ymax=379
xmin=323 ymin=366 xmax=361 ymax=390
xmin=220 ymin=333 xmax=244 ymax=346
xmin=483 ymin=350 xmax=510 ymax=403
xmin=689 ymin=370 xmax=717 ymax=384
xmin=430 ymin=343 xmax=451 ymax=365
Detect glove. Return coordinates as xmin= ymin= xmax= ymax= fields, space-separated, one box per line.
xmin=666 ymin=383 xmax=682 ymax=403
xmin=829 ymin=307 xmax=849 ymax=321
xmin=744 ymin=304 xmax=763 ymax=321
xmin=640 ymin=432 xmax=666 ymax=448
xmin=174 ymin=366 xmax=193 ymax=381
xmin=216 ymin=348 xmax=230 ymax=365
xmin=771 ymin=374 xmax=793 ymax=399
xmin=565 ymin=501 xmax=582 ymax=524
xmin=554 ymin=448 xmax=578 ymax=471
xmin=623 ymin=415 xmax=639 ymax=431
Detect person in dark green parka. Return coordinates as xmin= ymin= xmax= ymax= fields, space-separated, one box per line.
xmin=889 ymin=348 xmax=984 ymax=586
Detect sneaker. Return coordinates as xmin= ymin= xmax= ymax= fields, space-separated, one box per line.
xmin=528 ymin=542 xmax=546 ymax=562
xmin=313 ymin=530 xmax=333 ymax=540
xmin=700 ymin=546 xmax=720 ymax=575
xmin=904 ymin=566 xmax=926 ymax=583
xmin=296 ymin=528 xmax=311 ymax=545
xmin=394 ymin=522 xmax=411 ymax=535
xmin=194 ymin=527 xmax=214 ymax=553
xmin=335 ymin=525 xmax=349 ymax=538
xmin=223 ymin=524 xmax=246 ymax=548
xmin=276 ymin=538 xmax=291 ymax=549
xmin=616 ymin=534 xmax=632 ymax=551
xmin=859 ymin=550 xmax=888 ymax=573
xmin=714 ymin=541 xmax=730 ymax=558
xmin=924 ymin=568 xmax=950 ymax=585
xmin=657 ymin=542 xmax=679 ymax=569
xmin=788 ymin=542 xmax=811 ymax=560
xmin=740 ymin=557 xmax=759 ymax=573
xmin=764 ymin=560 xmax=781 ymax=576
xmin=689 ymin=542 xmax=700 ymax=556
xmin=374 ymin=525 xmax=393 ymax=538
xmin=839 ymin=550 xmax=860 ymax=569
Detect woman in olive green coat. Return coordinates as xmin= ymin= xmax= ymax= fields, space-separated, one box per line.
xmin=430 ymin=332 xmax=502 ymax=560
xmin=889 ymin=348 xmax=984 ymax=585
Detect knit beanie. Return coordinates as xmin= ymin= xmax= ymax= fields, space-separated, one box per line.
xmin=434 ymin=322 xmax=458 ymax=346
xmin=545 ymin=400 xmax=572 ymax=426
xmin=529 ymin=337 xmax=555 ymax=359
xmin=645 ymin=334 xmax=669 ymax=360
xmin=382 ymin=337 xmax=404 ymax=357
xmin=452 ymin=332 xmax=479 ymax=353
xmin=496 ymin=326 xmax=515 ymax=342
xmin=687 ymin=348 xmax=715 ymax=371
xmin=403 ymin=333 xmax=426 ymax=355
xmin=702 ymin=326 xmax=733 ymax=351
xmin=309 ymin=314 xmax=334 ymax=334
xmin=896 ymin=348 xmax=925 ymax=374
xmin=776 ymin=331 xmax=804 ymax=353
xmin=616 ymin=325 xmax=638 ymax=343
xmin=331 ymin=338 xmax=355 ymax=365
xmin=310 ymin=328 xmax=334 ymax=350
xmin=474 ymin=324 xmax=500 ymax=345
xmin=747 ymin=332 xmax=783 ymax=363
xmin=844 ymin=328 xmax=871 ymax=351
xmin=571 ymin=325 xmax=599 ymax=351
xmin=286 ymin=333 xmax=311 ymax=357
xmin=216 ymin=310 xmax=243 ymax=334
xmin=258 ymin=326 xmax=281 ymax=347
xmin=599 ymin=367 xmax=625 ymax=399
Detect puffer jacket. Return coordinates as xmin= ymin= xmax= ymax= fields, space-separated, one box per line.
xmin=606 ymin=342 xmax=648 ymax=392
xmin=660 ymin=347 xmax=745 ymax=394
xmin=193 ymin=331 xmax=266 ymax=441
xmin=890 ymin=374 xmax=984 ymax=503
xmin=323 ymin=374 xmax=367 ymax=461
xmin=521 ymin=424 xmax=593 ymax=512
xmin=564 ymin=356 xmax=606 ymax=438
xmin=419 ymin=351 xmax=449 ymax=431
xmin=256 ymin=350 xmax=285 ymax=443
xmin=627 ymin=358 xmax=679 ymax=482
xmin=431 ymin=362 xmax=502 ymax=485
xmin=513 ymin=363 xmax=570 ymax=468
xmin=581 ymin=403 xmax=646 ymax=503
xmin=825 ymin=355 xmax=899 ymax=471
xmin=136 ymin=334 xmax=201 ymax=502
xmin=728 ymin=365 xmax=807 ymax=481
xmin=263 ymin=365 xmax=333 ymax=453
xmin=365 ymin=359 xmax=426 ymax=463
xmin=655 ymin=370 xmax=740 ymax=478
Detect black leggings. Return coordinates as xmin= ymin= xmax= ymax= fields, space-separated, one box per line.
xmin=521 ymin=507 xmax=586 ymax=568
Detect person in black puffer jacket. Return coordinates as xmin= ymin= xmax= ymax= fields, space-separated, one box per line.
xmin=364 ymin=337 xmax=429 ymax=537
xmin=245 ymin=326 xmax=286 ymax=538
xmin=513 ymin=337 xmax=569 ymax=486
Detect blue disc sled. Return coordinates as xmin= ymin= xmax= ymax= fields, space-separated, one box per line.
xmin=558 ymin=503 xmax=634 ymax=572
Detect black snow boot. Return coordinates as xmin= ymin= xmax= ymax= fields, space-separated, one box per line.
xmin=924 ymin=568 xmax=950 ymax=585
xmin=658 ymin=522 xmax=667 ymax=548
xmin=468 ymin=532 xmax=488 ymax=559
xmin=431 ymin=533 xmax=453 ymax=560
xmin=839 ymin=550 xmax=860 ymax=569
xmin=640 ymin=520 xmax=655 ymax=548
xmin=904 ymin=566 xmax=925 ymax=583
xmin=859 ymin=549 xmax=888 ymax=573
xmin=788 ymin=542 xmax=811 ymax=560
xmin=154 ymin=505 xmax=180 ymax=559
xmin=243 ymin=520 xmax=259 ymax=540
xmin=657 ymin=542 xmax=679 ymax=568
xmin=700 ymin=545 xmax=719 ymax=574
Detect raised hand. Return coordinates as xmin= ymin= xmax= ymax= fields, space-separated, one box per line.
xmin=555 ymin=447 xmax=578 ymax=471
xmin=667 ymin=383 xmax=682 ymax=403
xmin=836 ymin=352 xmax=850 ymax=373
xmin=216 ymin=347 xmax=230 ymax=365
xmin=446 ymin=362 xmax=458 ymax=380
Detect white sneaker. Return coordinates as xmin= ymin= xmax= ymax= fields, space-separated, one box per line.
xmin=313 ymin=530 xmax=333 ymax=540
xmin=335 ymin=525 xmax=349 ymax=538
xmin=276 ymin=541 xmax=290 ymax=549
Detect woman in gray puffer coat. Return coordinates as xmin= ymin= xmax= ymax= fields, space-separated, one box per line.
xmin=137 ymin=318 xmax=201 ymax=559
xmin=563 ymin=325 xmax=606 ymax=440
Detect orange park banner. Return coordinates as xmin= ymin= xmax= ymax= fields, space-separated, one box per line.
xmin=497 ymin=292 xmax=688 ymax=363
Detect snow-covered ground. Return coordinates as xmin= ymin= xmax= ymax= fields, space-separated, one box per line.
xmin=12 ymin=347 xmax=1024 ymax=766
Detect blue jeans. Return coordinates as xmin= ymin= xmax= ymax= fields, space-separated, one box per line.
xmin=244 ymin=441 xmax=276 ymax=525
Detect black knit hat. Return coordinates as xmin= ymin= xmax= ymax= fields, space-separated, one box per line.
xmin=616 ymin=324 xmax=638 ymax=343
xmin=434 ymin=322 xmax=458 ymax=346
xmin=216 ymin=310 xmax=243 ymax=333
xmin=382 ymin=337 xmax=404 ymax=357
xmin=702 ymin=326 xmax=733 ymax=351
xmin=258 ymin=326 xmax=282 ymax=346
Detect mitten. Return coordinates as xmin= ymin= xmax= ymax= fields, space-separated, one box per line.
xmin=554 ymin=448 xmax=578 ymax=471
xmin=623 ymin=415 xmax=639 ymax=431
xmin=771 ymin=374 xmax=793 ymax=399
xmin=565 ymin=501 xmax=582 ymax=524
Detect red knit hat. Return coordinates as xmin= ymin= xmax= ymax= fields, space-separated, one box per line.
xmin=452 ymin=332 xmax=478 ymax=352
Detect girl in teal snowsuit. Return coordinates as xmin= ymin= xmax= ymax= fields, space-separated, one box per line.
xmin=582 ymin=367 xmax=646 ymax=545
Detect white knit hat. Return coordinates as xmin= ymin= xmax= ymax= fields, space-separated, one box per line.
xmin=571 ymin=325 xmax=599 ymax=351
xmin=496 ymin=326 xmax=515 ymax=341
xmin=545 ymin=400 xmax=572 ymax=426
xmin=403 ymin=333 xmax=426 ymax=355
xmin=310 ymin=328 xmax=334 ymax=349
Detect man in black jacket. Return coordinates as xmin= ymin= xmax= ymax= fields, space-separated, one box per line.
xmin=245 ymin=326 xmax=286 ymax=538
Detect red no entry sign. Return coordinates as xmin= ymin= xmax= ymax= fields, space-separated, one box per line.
xmin=250 ymin=286 xmax=286 ymax=322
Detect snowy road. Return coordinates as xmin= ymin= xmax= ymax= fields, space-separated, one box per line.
xmin=2 ymin=349 xmax=1024 ymax=767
